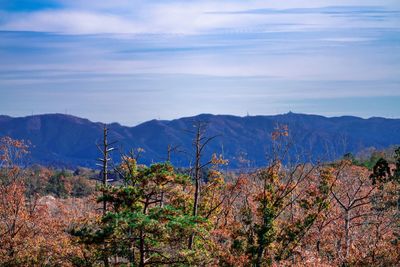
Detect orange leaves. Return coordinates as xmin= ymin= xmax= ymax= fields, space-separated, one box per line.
xmin=0 ymin=181 xmax=44 ymax=264
xmin=271 ymin=124 xmax=289 ymax=141
xmin=0 ymin=136 xmax=29 ymax=167
xmin=211 ymin=153 xmax=229 ymax=165
xmin=207 ymin=169 xmax=225 ymax=186
xmin=0 ymin=182 xmax=98 ymax=265
xmin=120 ymin=155 xmax=138 ymax=177
xmin=0 ymin=151 xmax=97 ymax=266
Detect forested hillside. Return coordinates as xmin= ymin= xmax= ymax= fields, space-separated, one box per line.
xmin=1 ymin=113 xmax=400 ymax=168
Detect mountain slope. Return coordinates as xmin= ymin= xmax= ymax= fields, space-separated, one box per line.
xmin=0 ymin=113 xmax=399 ymax=168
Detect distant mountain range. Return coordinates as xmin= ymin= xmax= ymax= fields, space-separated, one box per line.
xmin=0 ymin=113 xmax=399 ymax=168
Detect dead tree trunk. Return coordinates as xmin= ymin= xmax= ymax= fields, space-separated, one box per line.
xmin=96 ymin=125 xmax=115 ymax=267
xmin=102 ymin=125 xmax=108 ymax=215
xmin=188 ymin=125 xmax=202 ymax=249
xmin=187 ymin=122 xmax=219 ymax=249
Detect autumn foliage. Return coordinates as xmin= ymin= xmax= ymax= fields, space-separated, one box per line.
xmin=0 ymin=132 xmax=399 ymax=266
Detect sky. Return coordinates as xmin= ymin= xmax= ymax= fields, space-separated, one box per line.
xmin=0 ymin=0 xmax=399 ymax=125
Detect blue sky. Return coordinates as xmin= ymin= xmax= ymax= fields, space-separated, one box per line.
xmin=0 ymin=0 xmax=399 ymax=125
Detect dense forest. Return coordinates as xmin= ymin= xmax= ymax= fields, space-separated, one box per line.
xmin=2 ymin=113 xmax=400 ymax=168
xmin=0 ymin=124 xmax=399 ymax=266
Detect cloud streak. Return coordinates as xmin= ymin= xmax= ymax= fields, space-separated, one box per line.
xmin=0 ymin=0 xmax=399 ymax=123
xmin=1 ymin=1 xmax=399 ymax=34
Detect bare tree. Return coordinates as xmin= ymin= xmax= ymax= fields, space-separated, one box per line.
xmin=166 ymin=144 xmax=181 ymax=162
xmin=187 ymin=121 xmax=220 ymax=249
xmin=330 ymin=164 xmax=376 ymax=264
xmin=95 ymin=125 xmax=116 ymax=267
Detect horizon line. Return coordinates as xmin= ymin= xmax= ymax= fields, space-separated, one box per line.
xmin=1 ymin=111 xmax=399 ymax=128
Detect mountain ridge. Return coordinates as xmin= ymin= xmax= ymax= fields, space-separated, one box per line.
xmin=1 ymin=112 xmax=399 ymax=168
xmin=4 ymin=112 xmax=399 ymax=128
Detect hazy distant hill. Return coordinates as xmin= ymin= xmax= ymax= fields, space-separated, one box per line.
xmin=0 ymin=113 xmax=399 ymax=168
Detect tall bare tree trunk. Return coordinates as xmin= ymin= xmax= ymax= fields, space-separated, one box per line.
xmin=98 ymin=125 xmax=112 ymax=266
xmin=189 ymin=126 xmax=201 ymax=249
xmin=102 ymin=125 xmax=108 ymax=215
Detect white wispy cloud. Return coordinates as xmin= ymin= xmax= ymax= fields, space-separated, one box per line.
xmin=1 ymin=0 xmax=398 ymax=35
xmin=0 ymin=11 xmax=144 ymax=34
